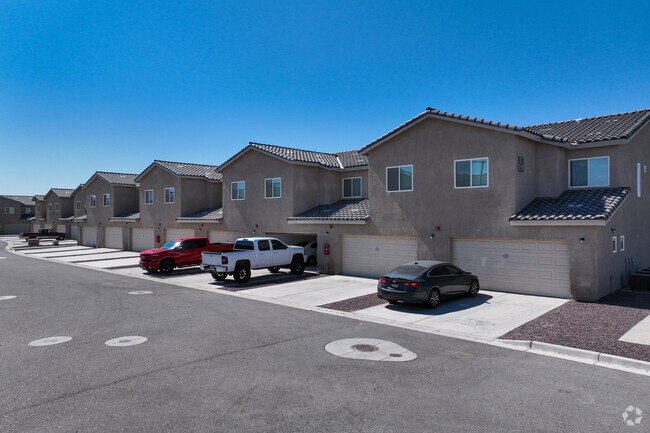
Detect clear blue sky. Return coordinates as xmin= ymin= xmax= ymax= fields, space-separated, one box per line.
xmin=1 ymin=0 xmax=648 ymax=195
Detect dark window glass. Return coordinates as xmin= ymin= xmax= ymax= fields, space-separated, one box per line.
xmin=258 ymin=240 xmax=270 ymax=251
xmin=387 ymin=167 xmax=399 ymax=191
xmin=445 ymin=265 xmax=463 ymax=275
xmin=570 ymin=160 xmax=588 ymax=187
xmin=400 ymin=166 xmax=413 ymax=190
xmin=234 ymin=240 xmax=254 ymax=250
xmin=271 ymin=239 xmax=288 ymax=250
xmin=195 ymin=239 xmax=207 ymax=248
xmin=455 ymin=161 xmax=471 ymax=187
xmin=429 ymin=266 xmax=448 ymax=276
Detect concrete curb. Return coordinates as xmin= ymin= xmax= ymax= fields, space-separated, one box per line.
xmin=495 ymin=339 xmax=650 ymax=376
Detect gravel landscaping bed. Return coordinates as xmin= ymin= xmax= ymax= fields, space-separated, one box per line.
xmin=501 ymin=290 xmax=650 ymax=362
xmin=319 ymin=293 xmax=387 ymax=312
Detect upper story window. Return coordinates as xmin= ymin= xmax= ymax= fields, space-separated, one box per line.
xmin=36 ymin=204 xmax=40 ymax=212
xmin=4 ymin=207 xmax=15 ymax=214
xmin=22 ymin=207 xmax=32 ymax=215
xmin=343 ymin=177 xmax=362 ymax=198
xmin=76 ymin=201 xmax=81 ymax=211
xmin=145 ymin=189 xmax=154 ymax=205
xmin=231 ymin=181 xmax=245 ymax=200
xmin=569 ymin=157 xmax=609 ymax=187
xmin=455 ymin=158 xmax=488 ymax=188
xmin=54 ymin=203 xmax=60 ymax=212
xmin=265 ymin=178 xmax=281 ymax=199
xmin=165 ymin=187 xmax=175 ymax=204
xmin=48 ymin=203 xmax=52 ymax=211
xmin=90 ymin=195 xmax=97 ymax=207
xmin=386 ymin=165 xmax=413 ymax=192
xmin=103 ymin=194 xmax=110 ymax=207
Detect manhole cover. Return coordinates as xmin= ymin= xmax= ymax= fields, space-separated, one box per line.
xmin=325 ymin=338 xmax=417 ymax=362
xmin=105 ymin=336 xmax=148 ymax=347
xmin=352 ymin=344 xmax=379 ymax=352
xmin=29 ymin=336 xmax=73 ymax=346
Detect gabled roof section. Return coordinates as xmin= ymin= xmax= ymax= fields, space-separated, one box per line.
xmin=0 ymin=195 xmax=35 ymax=206
xmin=43 ymin=188 xmax=75 ymax=200
xmin=96 ymin=172 xmax=139 ymax=186
xmin=176 ymin=207 xmax=223 ymax=223
xmin=509 ymin=187 xmax=630 ymax=226
xmin=109 ymin=211 xmax=140 ymax=222
xmin=523 ymin=109 xmax=650 ymax=144
xmin=32 ymin=195 xmax=45 ymax=202
xmin=217 ymin=142 xmax=368 ymax=172
xmin=288 ymin=199 xmax=369 ymax=224
xmin=71 ymin=184 xmax=85 ymax=197
xmin=135 ymin=160 xmax=221 ymax=182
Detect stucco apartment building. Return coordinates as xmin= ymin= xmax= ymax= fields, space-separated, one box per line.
xmin=0 ymin=195 xmax=35 ymax=234
xmin=31 ymin=188 xmax=75 ymax=234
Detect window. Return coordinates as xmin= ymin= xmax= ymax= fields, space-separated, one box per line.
xmin=258 ymin=240 xmax=270 ymax=251
xmin=48 ymin=203 xmax=52 ymax=211
xmin=165 ymin=188 xmax=175 ymax=204
xmin=612 ymin=236 xmax=617 ymax=253
xmin=36 ymin=204 xmax=40 ymax=213
xmin=55 ymin=203 xmax=60 ymax=212
xmin=4 ymin=207 xmax=14 ymax=214
xmin=343 ymin=177 xmax=362 ymax=198
xmin=386 ymin=165 xmax=413 ymax=192
xmin=271 ymin=239 xmax=288 ymax=250
xmin=103 ymin=194 xmax=110 ymax=207
xmin=23 ymin=207 xmax=32 ymax=214
xmin=620 ymin=236 xmax=625 ymax=252
xmin=76 ymin=201 xmax=81 ymax=211
xmin=145 ymin=189 xmax=154 ymax=205
xmin=90 ymin=195 xmax=96 ymax=207
xmin=455 ymin=158 xmax=489 ymax=188
xmin=569 ymin=157 xmax=609 ymax=187
xmin=265 ymin=178 xmax=281 ymax=199
xmin=231 ymin=181 xmax=245 ymax=200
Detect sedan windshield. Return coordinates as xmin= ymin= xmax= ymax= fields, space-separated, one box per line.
xmin=385 ymin=265 xmax=428 ymax=280
xmin=161 ymin=241 xmax=180 ymax=249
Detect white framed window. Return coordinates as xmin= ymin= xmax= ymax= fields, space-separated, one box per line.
xmin=612 ymin=236 xmax=617 ymax=253
xmin=76 ymin=201 xmax=81 ymax=211
xmin=569 ymin=157 xmax=609 ymax=187
xmin=90 ymin=195 xmax=96 ymax=208
xmin=455 ymin=158 xmax=489 ymax=188
xmin=103 ymin=194 xmax=110 ymax=207
xmin=231 ymin=181 xmax=245 ymax=200
xmin=145 ymin=189 xmax=154 ymax=205
xmin=23 ymin=207 xmax=32 ymax=214
xmin=620 ymin=236 xmax=625 ymax=252
xmin=36 ymin=204 xmax=40 ymax=212
xmin=55 ymin=203 xmax=60 ymax=212
xmin=165 ymin=187 xmax=175 ymax=204
xmin=48 ymin=203 xmax=52 ymax=211
xmin=4 ymin=207 xmax=14 ymax=215
xmin=265 ymin=178 xmax=281 ymax=199
xmin=386 ymin=165 xmax=413 ymax=192
xmin=343 ymin=177 xmax=362 ymax=198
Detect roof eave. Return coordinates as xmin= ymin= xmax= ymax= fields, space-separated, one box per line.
xmin=287 ymin=218 xmax=369 ymax=225
xmin=509 ymin=219 xmax=607 ymax=226
xmin=175 ymin=218 xmax=221 ymax=224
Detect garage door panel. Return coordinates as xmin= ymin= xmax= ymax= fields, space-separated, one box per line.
xmin=342 ymin=235 xmax=417 ymax=279
xmin=165 ymin=229 xmax=195 ymax=243
xmin=451 ymin=238 xmax=570 ymax=298
xmin=132 ymin=228 xmax=154 ymax=252
xmin=208 ymin=231 xmax=248 ymax=244
xmin=56 ymin=224 xmax=67 ymax=233
xmin=82 ymin=227 xmax=97 ymax=247
xmin=104 ymin=227 xmax=123 ymax=249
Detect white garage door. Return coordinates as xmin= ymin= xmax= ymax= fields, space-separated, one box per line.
xmin=43 ymin=224 xmax=53 ymax=229
xmin=33 ymin=224 xmax=41 ymax=232
xmin=208 ymin=230 xmax=247 ymax=244
xmin=82 ymin=227 xmax=98 ymax=247
xmin=132 ymin=228 xmax=155 ymax=252
xmin=70 ymin=226 xmax=79 ymax=241
xmin=342 ymin=235 xmax=417 ymax=278
xmin=451 ymin=239 xmax=570 ymax=298
xmin=165 ymin=228 xmax=195 ymax=243
xmin=56 ymin=224 xmax=67 ymax=233
xmin=104 ymin=227 xmax=123 ymax=249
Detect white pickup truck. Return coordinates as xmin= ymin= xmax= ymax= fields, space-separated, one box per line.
xmin=200 ymin=237 xmax=305 ymax=283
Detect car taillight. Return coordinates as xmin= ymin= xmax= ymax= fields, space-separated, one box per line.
xmin=378 ymin=278 xmax=386 ymax=284
xmin=222 ymin=256 xmax=228 ymax=265
xmin=404 ymin=282 xmax=421 ymax=288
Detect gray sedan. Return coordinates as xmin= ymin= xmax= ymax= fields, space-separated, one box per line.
xmin=377 ymin=260 xmax=479 ymax=308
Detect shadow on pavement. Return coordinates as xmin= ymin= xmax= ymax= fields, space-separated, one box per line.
xmin=384 ymin=293 xmax=494 ymax=316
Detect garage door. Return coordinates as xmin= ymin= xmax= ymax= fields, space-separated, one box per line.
xmin=208 ymin=230 xmax=248 ymax=244
xmin=82 ymin=227 xmax=98 ymax=247
xmin=451 ymin=239 xmax=570 ymax=298
xmin=132 ymin=228 xmax=155 ymax=252
xmin=104 ymin=227 xmax=123 ymax=249
xmin=341 ymin=235 xmax=417 ymax=278
xmin=33 ymin=224 xmax=41 ymax=232
xmin=42 ymin=224 xmax=53 ymax=229
xmin=70 ymin=226 xmax=79 ymax=241
xmin=165 ymin=228 xmax=195 ymax=243
xmin=4 ymin=223 xmax=30 ymax=234
xmin=56 ymin=224 xmax=67 ymax=233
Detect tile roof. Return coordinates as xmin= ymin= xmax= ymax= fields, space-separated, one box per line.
xmin=154 ymin=160 xmax=222 ymax=180
xmin=524 ymin=109 xmax=650 ymax=144
xmin=335 ymin=150 xmax=369 ymax=168
xmin=96 ymin=172 xmax=138 ymax=186
xmin=509 ymin=187 xmax=630 ymax=223
xmin=176 ymin=207 xmax=223 ymax=221
xmin=288 ymin=199 xmax=369 ymax=222
xmin=0 ymin=195 xmax=35 ymax=206
xmin=251 ymin=143 xmax=341 ymax=168
xmin=33 ymin=195 xmax=45 ymax=201
xmin=110 ymin=211 xmax=140 ymax=221
xmin=45 ymin=188 xmax=75 ymax=199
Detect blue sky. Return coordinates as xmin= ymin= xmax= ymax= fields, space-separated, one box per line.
xmin=1 ymin=0 xmax=648 ymax=195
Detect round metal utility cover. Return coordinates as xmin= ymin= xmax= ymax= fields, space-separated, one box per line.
xmin=105 ymin=336 xmax=148 ymax=347
xmin=325 ymin=338 xmax=416 ymax=362
xmin=29 ymin=336 xmax=73 ymax=346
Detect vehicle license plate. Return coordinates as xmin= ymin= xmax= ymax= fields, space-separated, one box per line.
xmin=391 ymin=283 xmax=399 ymax=288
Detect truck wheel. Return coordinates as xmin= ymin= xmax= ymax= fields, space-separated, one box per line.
xmin=211 ymin=272 xmax=227 ymax=281
xmin=233 ymin=263 xmax=250 ymax=283
xmin=306 ymin=255 xmax=317 ymax=266
xmin=57 ymin=235 xmax=65 ymax=240
xmin=159 ymin=259 xmax=175 ymax=274
xmin=267 ymin=266 xmax=281 ymax=273
xmin=290 ymin=256 xmax=305 ymax=275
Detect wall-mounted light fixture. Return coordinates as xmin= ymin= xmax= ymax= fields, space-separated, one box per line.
xmin=429 ymin=234 xmax=434 ymax=239
xmin=580 ymin=237 xmax=585 ymax=244
xmin=611 ymin=227 xmax=616 ymax=233
xmin=325 ymin=231 xmax=329 ymax=236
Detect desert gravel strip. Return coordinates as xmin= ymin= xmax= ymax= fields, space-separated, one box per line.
xmin=501 ymin=290 xmax=650 ymax=362
xmin=319 ymin=293 xmax=387 ymax=312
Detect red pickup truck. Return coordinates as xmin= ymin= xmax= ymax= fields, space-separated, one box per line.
xmin=139 ymin=237 xmax=234 ymax=274
xmin=20 ymin=228 xmax=67 ymax=240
